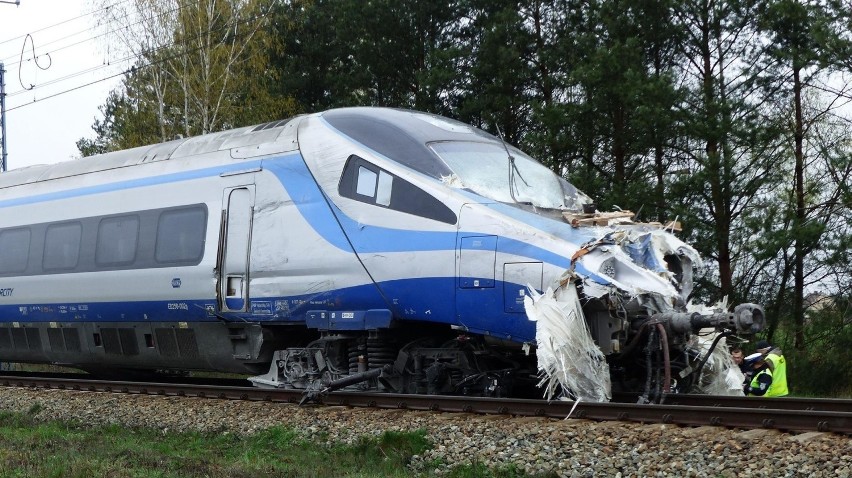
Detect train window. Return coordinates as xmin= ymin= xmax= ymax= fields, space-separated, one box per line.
xmin=43 ymin=222 xmax=82 ymax=271
xmin=96 ymin=215 xmax=140 ymax=266
xmin=376 ymin=171 xmax=393 ymax=206
xmin=155 ymin=207 xmax=207 ymax=264
xmin=356 ymin=166 xmax=378 ymax=197
xmin=339 ymin=155 xmax=457 ymax=225
xmin=0 ymin=228 xmax=31 ymax=274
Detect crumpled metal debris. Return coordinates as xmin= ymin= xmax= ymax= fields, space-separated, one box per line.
xmin=524 ymin=281 xmax=612 ymax=402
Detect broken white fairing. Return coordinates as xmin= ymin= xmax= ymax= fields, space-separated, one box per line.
xmin=524 ymin=282 xmax=612 ymax=402
xmin=431 ymin=137 xmax=702 ymax=307
xmin=688 ymin=333 xmax=747 ymax=396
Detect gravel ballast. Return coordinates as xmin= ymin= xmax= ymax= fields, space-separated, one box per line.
xmin=0 ymin=387 xmax=849 ymax=477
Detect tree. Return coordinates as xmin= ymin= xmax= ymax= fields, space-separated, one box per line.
xmin=80 ymin=0 xmax=291 ymax=154
xmin=267 ymin=0 xmax=460 ymax=114
xmin=548 ymin=0 xmax=685 ymax=215
xmin=78 ymin=64 xmax=175 ymax=155
xmin=667 ymin=0 xmax=787 ymax=306
xmin=753 ymin=0 xmax=852 ymax=349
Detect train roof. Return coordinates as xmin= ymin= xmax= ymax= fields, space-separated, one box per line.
xmin=0 ymin=107 xmax=505 ymax=190
xmin=0 ymin=115 xmax=302 ymax=190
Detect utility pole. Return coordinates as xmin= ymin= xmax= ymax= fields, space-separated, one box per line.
xmin=0 ymin=61 xmax=6 ymax=172
xmin=0 ymin=0 xmax=16 ymax=372
xmin=0 ymin=0 xmax=21 ymax=172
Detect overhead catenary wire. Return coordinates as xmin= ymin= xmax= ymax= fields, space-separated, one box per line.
xmin=2 ymin=0 xmax=211 ymax=98
xmin=0 ymin=0 xmax=135 ymax=48
xmin=5 ymin=3 xmax=276 ymax=113
xmin=0 ymin=0 xmax=203 ymax=67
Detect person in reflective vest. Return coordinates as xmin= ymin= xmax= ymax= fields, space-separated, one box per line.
xmin=755 ymin=340 xmax=789 ymax=397
xmin=743 ymin=352 xmax=773 ymax=396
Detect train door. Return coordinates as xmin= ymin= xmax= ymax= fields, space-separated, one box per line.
xmin=455 ymin=205 xmax=500 ymax=333
xmin=219 ymin=186 xmax=254 ymax=312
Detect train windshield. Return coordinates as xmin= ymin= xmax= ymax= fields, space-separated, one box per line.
xmin=430 ymin=141 xmax=589 ymax=210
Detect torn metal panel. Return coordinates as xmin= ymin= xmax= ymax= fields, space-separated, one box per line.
xmin=567 ymin=227 xmax=703 ymax=309
xmin=524 ymin=281 xmax=612 ymax=402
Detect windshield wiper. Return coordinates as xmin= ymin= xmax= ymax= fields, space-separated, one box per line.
xmin=495 ymin=125 xmax=530 ymax=203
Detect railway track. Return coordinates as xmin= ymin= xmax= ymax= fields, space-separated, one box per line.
xmin=0 ymin=373 xmax=849 ymax=435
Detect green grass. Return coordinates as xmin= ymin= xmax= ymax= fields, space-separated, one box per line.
xmin=0 ymin=410 xmax=550 ymax=478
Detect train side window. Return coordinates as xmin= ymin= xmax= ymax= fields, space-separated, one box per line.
xmin=339 ymin=155 xmax=457 ymax=225
xmin=0 ymin=227 xmax=31 ymax=274
xmin=376 ymin=171 xmax=393 ymax=206
xmin=354 ymin=166 xmax=393 ymax=207
xmin=356 ymin=166 xmax=378 ymax=198
xmin=43 ymin=222 xmax=82 ymax=271
xmin=96 ymin=215 xmax=140 ymax=266
xmin=155 ymin=206 xmax=207 ymax=264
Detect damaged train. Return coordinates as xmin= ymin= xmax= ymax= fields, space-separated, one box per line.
xmin=0 ymin=107 xmax=763 ymax=401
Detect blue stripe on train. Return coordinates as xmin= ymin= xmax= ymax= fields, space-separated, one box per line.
xmin=0 ymin=276 xmax=538 ymax=342
xmin=0 ymin=152 xmax=608 ymax=291
xmin=262 ymin=155 xmax=608 ymax=283
xmin=0 ymin=159 xmax=270 ymax=209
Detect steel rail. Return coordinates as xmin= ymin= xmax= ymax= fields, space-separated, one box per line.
xmin=7 ymin=372 xmax=849 ymax=412
xmin=611 ymin=392 xmax=852 ymax=413
xmin=322 ymin=393 xmax=851 ymax=434
xmin=659 ymin=393 xmax=852 ymax=413
xmin=1 ymin=375 xmax=848 ymax=434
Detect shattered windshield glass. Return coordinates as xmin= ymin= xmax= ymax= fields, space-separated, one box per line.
xmin=429 ymin=141 xmax=589 ymax=211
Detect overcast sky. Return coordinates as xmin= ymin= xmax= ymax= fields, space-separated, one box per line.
xmin=0 ymin=0 xmax=120 ymax=171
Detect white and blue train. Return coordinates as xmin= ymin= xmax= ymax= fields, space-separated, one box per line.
xmin=0 ymin=108 xmax=763 ymax=398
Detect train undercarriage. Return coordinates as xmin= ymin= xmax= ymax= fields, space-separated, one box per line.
xmin=0 ymin=293 xmax=762 ymax=404
xmin=249 ymin=328 xmax=537 ymax=399
xmin=248 ymin=295 xmax=764 ymax=403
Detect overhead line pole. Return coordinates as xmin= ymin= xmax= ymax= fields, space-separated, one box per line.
xmin=0 ymin=61 xmax=6 ymax=172
xmin=1 ymin=1 xmax=19 ymax=172
xmin=0 ymin=4 xmax=16 ymax=376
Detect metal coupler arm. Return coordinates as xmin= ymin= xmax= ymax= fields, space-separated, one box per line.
xmin=299 ymin=364 xmax=391 ymax=405
xmin=651 ymin=303 xmax=765 ymax=334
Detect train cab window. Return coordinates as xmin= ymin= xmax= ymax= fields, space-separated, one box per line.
xmin=356 ymin=166 xmax=378 ymax=197
xmin=354 ymin=165 xmax=394 ymax=208
xmin=0 ymin=228 xmax=31 ymax=274
xmin=339 ymin=155 xmax=456 ymax=224
xmin=96 ymin=215 xmax=140 ymax=266
xmin=43 ymin=222 xmax=82 ymax=271
xmin=376 ymin=171 xmax=393 ymax=206
xmin=155 ymin=206 xmax=207 ymax=264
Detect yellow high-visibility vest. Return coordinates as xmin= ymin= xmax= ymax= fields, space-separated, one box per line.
xmin=765 ymin=352 xmax=789 ymax=397
xmin=747 ymin=367 xmax=773 ymax=396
